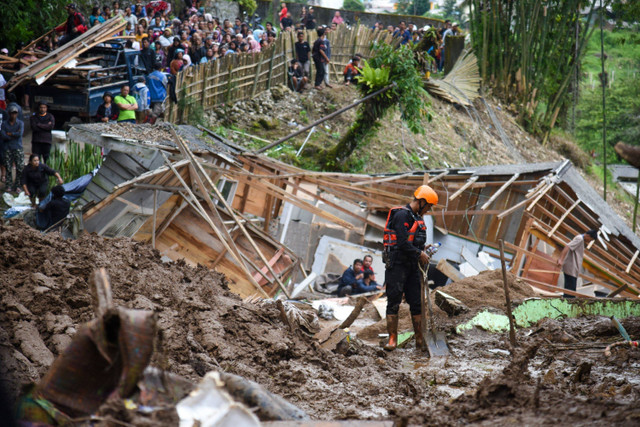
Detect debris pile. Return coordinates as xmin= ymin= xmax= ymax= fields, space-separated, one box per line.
xmin=440 ymin=269 xmax=537 ymax=310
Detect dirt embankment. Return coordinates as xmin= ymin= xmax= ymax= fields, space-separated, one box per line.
xmin=2 ymin=224 xmax=639 ymax=425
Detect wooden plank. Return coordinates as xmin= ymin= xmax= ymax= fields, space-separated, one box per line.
xmin=252 ymin=248 xmax=284 ymax=285
xmin=520 ymin=276 xmax=591 ymax=298
xmin=547 ymin=198 xmax=581 ymax=238
xmin=436 ymin=259 xmax=464 ymax=282
xmin=627 ymin=250 xmax=639 ymax=274
xmin=480 ymin=173 xmax=519 ymax=210
xmin=449 ymin=176 xmax=478 ymax=201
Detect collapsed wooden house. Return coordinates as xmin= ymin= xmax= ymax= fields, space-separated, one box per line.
xmin=68 ymin=123 xmax=640 ymax=300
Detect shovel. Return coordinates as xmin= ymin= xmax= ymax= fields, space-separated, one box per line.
xmin=420 ymin=263 xmax=450 ymax=357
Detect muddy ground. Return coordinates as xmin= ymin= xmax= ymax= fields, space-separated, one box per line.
xmin=1 ymin=223 xmax=639 ymax=425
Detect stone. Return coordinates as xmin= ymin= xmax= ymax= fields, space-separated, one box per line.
xmin=31 ymin=272 xmax=57 ymax=289
xmin=14 ymin=321 xmax=54 ymax=367
xmin=51 ymin=334 xmax=73 ymax=354
xmin=44 ymin=313 xmax=74 ymax=334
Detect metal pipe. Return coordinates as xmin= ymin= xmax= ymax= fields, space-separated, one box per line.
xmin=254 ymin=83 xmax=396 ymax=154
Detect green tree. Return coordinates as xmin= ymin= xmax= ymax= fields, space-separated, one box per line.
xmin=441 ymin=0 xmax=459 ymax=20
xmin=612 ymin=0 xmax=640 ymax=23
xmin=322 ymin=42 xmax=431 ymax=171
xmin=0 ymin=0 xmax=93 ymax=54
xmin=343 ymin=0 xmax=365 ymax=12
xmin=397 ymin=0 xmax=430 ymax=16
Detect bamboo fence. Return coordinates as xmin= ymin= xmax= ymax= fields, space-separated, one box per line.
xmin=167 ymin=25 xmax=398 ymax=123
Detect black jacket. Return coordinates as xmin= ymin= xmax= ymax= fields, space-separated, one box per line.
xmin=95 ymin=102 xmax=119 ymax=122
xmin=42 ymin=198 xmax=71 ymax=229
xmin=30 ymin=113 xmax=55 ymax=144
xmin=22 ymin=163 xmax=57 ymax=187
xmin=140 ymin=47 xmax=156 ymax=74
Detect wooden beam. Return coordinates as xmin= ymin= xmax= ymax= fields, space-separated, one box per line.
xmin=526 ymin=182 xmax=555 ymax=212
xmin=152 ymin=190 xmax=158 ymax=249
xmin=285 ymin=178 xmax=381 ymax=230
xmin=480 ymin=173 xmax=520 ymax=210
xmin=497 ymin=180 xmax=551 ymax=220
xmin=608 ymin=284 xmax=629 ymax=298
xmin=547 ymin=198 xmax=581 ymax=238
xmin=449 ymin=176 xmax=479 ymax=201
xmin=520 ymin=276 xmax=592 ymax=298
xmin=351 ymin=171 xmax=416 ymax=187
xmin=155 ymin=199 xmax=188 ymax=240
xmin=213 ymin=166 xmax=355 ymax=229
xmin=627 ymin=250 xmax=639 ymax=274
xmin=252 ymin=248 xmax=284 ymax=285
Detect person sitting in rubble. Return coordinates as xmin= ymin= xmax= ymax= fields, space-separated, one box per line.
xmin=362 ymin=254 xmax=381 ymax=288
xmin=337 ymin=259 xmax=383 ymax=297
xmin=38 ymin=185 xmax=70 ymax=231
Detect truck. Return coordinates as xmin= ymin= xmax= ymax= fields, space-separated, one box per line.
xmin=29 ymin=43 xmax=144 ymax=123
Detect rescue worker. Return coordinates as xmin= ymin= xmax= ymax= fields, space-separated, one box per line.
xmin=383 ymin=185 xmax=438 ymax=351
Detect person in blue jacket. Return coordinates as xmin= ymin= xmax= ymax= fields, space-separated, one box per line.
xmin=147 ymin=62 xmax=168 ymax=123
xmin=337 ymin=259 xmax=382 ymax=297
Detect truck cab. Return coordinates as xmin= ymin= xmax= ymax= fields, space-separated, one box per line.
xmin=30 ymin=44 xmax=144 ymax=123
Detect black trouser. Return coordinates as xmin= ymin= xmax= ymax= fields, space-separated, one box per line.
xmin=313 ymin=58 xmax=325 ymax=87
xmin=563 ymin=273 xmax=577 ymax=298
xmin=32 ymin=142 xmax=52 ymax=164
xmin=385 ymin=259 xmax=421 ymax=316
xmin=27 ymin=181 xmax=49 ymax=205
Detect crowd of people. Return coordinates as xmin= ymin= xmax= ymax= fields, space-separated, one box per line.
xmin=0 ymin=2 xmax=462 ymax=216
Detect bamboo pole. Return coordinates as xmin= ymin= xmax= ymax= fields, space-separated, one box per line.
xmin=499 ymin=240 xmax=517 ymax=348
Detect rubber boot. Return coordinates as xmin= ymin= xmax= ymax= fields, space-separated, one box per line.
xmin=412 ymin=314 xmax=425 ymax=350
xmin=383 ymin=314 xmax=399 ymax=351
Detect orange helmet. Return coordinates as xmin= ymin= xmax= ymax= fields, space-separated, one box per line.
xmin=414 ymin=185 xmax=438 ymax=205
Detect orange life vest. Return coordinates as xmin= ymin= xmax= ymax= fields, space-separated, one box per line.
xmin=383 ymin=206 xmax=426 ymax=250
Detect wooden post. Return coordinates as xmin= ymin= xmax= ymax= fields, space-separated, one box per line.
xmin=499 ymin=240 xmax=517 ymax=349
xmin=267 ymin=42 xmax=277 ymax=90
xmin=152 ymin=189 xmax=157 ymax=249
xmin=250 ymin=53 xmax=264 ymax=98
xmin=634 ymin=169 xmax=640 ymax=232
